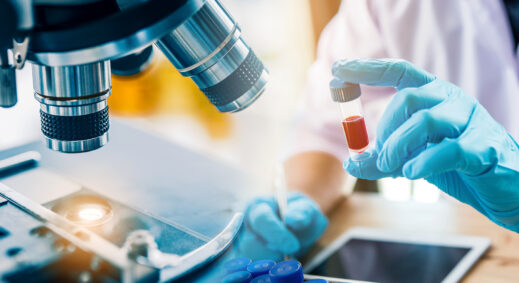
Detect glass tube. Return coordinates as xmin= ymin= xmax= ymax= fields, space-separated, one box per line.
xmin=329 ymin=79 xmax=370 ymax=161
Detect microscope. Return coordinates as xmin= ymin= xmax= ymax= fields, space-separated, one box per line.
xmin=0 ymin=0 xmax=268 ymax=282
xmin=0 ymin=0 xmax=268 ymax=153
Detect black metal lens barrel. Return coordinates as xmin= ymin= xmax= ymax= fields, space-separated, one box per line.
xmin=32 ymin=61 xmax=111 ymax=153
xmin=156 ymin=0 xmax=268 ymax=113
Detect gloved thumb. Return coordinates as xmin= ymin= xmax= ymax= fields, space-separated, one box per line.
xmin=344 ymin=149 xmax=399 ymax=180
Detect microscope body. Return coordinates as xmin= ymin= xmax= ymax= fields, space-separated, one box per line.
xmin=0 ymin=2 xmax=265 ymax=281
xmin=0 ymin=0 xmax=268 ymax=153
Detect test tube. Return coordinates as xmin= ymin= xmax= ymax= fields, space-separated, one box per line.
xmin=329 ymin=79 xmax=370 ymax=160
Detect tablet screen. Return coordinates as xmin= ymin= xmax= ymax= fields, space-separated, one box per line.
xmin=307 ymin=238 xmax=471 ymax=283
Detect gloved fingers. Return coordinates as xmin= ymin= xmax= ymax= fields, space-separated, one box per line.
xmin=283 ymin=192 xmax=314 ymax=229
xmin=291 ymin=215 xmax=328 ymax=248
xmin=402 ymin=138 xmax=472 ymax=179
xmin=377 ymin=97 xmax=476 ymax=172
xmin=245 ymin=196 xmax=278 ymax=216
xmin=285 ymin=197 xmax=327 ymax=228
xmin=284 ymin=197 xmax=318 ymax=230
xmin=424 ymin=172 xmax=486 ymax=211
xmin=375 ymin=80 xmax=450 ymax=151
xmin=235 ymin=228 xmax=283 ymax=261
xmin=246 ymin=202 xmax=300 ymax=254
xmin=285 ymin=197 xmax=328 ymax=247
xmin=343 ymin=148 xmax=402 ymax=180
xmin=331 ymin=58 xmax=436 ymax=90
xmin=287 ymin=191 xmax=307 ymax=202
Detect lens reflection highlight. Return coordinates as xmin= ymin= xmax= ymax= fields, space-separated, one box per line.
xmin=77 ymin=207 xmax=106 ymax=222
xmin=51 ymin=194 xmax=114 ymax=227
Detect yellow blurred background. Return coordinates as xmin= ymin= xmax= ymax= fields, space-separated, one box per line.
xmin=109 ymin=52 xmax=233 ymax=139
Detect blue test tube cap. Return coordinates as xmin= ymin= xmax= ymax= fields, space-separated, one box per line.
xmin=251 ymin=274 xmax=272 ymax=283
xmin=247 ymin=259 xmax=276 ymax=277
xmin=221 ymin=271 xmax=253 ymax=283
xmin=269 ymin=260 xmax=304 ymax=283
xmin=225 ymin=257 xmax=253 ymax=273
xmin=305 ymin=279 xmax=328 ymax=283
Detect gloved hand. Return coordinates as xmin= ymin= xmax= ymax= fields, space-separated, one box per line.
xmin=333 ymin=58 xmax=519 ymax=231
xmin=234 ymin=192 xmax=328 ymax=261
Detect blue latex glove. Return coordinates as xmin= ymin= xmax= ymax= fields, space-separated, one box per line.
xmin=333 ymin=58 xmax=519 ymax=231
xmin=234 ymin=192 xmax=328 ymax=261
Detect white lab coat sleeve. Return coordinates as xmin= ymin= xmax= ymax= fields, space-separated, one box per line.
xmin=283 ymin=0 xmax=395 ymax=162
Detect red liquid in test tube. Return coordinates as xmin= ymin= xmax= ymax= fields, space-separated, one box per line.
xmin=342 ymin=115 xmax=369 ymax=152
xmin=329 ymin=79 xmax=371 ymax=159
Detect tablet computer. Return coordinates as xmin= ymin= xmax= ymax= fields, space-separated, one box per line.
xmin=304 ymin=227 xmax=490 ymax=283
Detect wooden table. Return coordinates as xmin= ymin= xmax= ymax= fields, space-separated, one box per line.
xmin=308 ymin=193 xmax=519 ymax=282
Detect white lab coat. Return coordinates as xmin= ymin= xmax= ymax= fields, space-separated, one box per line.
xmin=286 ymin=0 xmax=519 ymax=162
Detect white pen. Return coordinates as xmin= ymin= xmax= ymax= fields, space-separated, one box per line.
xmin=275 ymin=163 xmax=290 ymax=260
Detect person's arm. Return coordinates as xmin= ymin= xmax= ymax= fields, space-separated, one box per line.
xmin=281 ymin=0 xmax=391 ymax=214
xmin=284 ymin=151 xmax=346 ymax=214
xmin=235 ymin=0 xmax=390 ymax=261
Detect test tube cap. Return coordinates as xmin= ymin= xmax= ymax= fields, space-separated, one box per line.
xmin=225 ymin=257 xmax=253 ymax=274
xmin=221 ymin=271 xmax=253 ymax=283
xmin=269 ymin=260 xmax=304 ymax=283
xmin=247 ymin=260 xmax=276 ymax=277
xmin=251 ymin=274 xmax=272 ymax=283
xmin=329 ymin=78 xmax=361 ymax=102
